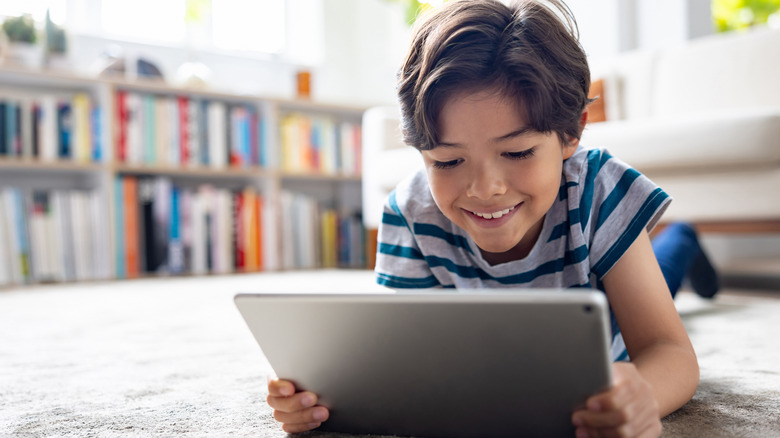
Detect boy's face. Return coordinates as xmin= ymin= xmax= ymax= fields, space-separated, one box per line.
xmin=421 ymin=88 xmax=579 ymax=264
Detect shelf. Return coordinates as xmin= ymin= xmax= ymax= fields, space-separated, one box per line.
xmin=280 ymin=171 xmax=361 ymax=182
xmin=112 ymin=163 xmax=275 ymax=179
xmin=0 ymin=157 xmax=105 ymax=173
xmin=0 ymin=65 xmax=369 ymax=288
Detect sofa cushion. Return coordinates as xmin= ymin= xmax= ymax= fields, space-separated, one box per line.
xmin=580 ymin=107 xmax=780 ymax=172
xmin=649 ymin=168 xmax=780 ymax=222
xmin=653 ymin=26 xmax=780 ymax=117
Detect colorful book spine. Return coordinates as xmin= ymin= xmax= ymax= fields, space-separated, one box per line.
xmin=178 ymin=96 xmax=189 ymax=166
xmin=124 ymin=177 xmax=140 ymax=277
xmin=114 ymin=178 xmax=126 ymax=278
xmin=168 ymin=185 xmax=184 ymax=274
xmin=143 ymin=94 xmax=156 ymax=165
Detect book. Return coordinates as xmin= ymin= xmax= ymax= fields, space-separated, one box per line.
xmin=207 ymin=101 xmax=226 ymax=168
xmin=115 ymin=90 xmax=128 ymax=162
xmin=38 ymin=95 xmax=58 ymax=161
xmin=53 ymin=190 xmax=76 ymax=282
xmin=28 ymin=191 xmax=54 ymax=281
xmin=114 ymin=177 xmax=126 ymax=279
xmin=155 ymin=96 xmax=172 ymax=166
xmin=126 ymin=92 xmax=142 ymax=164
xmin=89 ymin=190 xmax=111 ymax=280
xmin=124 ymin=176 xmax=140 ymax=278
xmin=91 ymin=104 xmax=103 ymax=162
xmin=0 ymin=192 xmax=11 ymax=285
xmin=190 ymin=185 xmax=208 ymax=275
xmin=138 ymin=179 xmax=155 ymax=273
xmin=177 ymin=96 xmax=189 ymax=166
xmin=70 ymin=190 xmax=90 ymax=281
xmin=233 ymin=190 xmax=245 ymax=270
xmin=72 ymin=93 xmax=91 ymax=163
xmin=142 ymin=94 xmax=156 ymax=164
xmin=168 ymin=185 xmax=184 ymax=274
xmin=152 ymin=177 xmax=171 ymax=273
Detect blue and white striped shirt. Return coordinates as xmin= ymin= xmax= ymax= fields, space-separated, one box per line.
xmin=375 ymin=146 xmax=671 ymax=361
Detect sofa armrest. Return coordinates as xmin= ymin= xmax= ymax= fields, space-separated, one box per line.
xmin=361 ymin=106 xmax=423 ymax=229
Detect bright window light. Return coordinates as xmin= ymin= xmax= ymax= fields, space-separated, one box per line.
xmin=212 ymin=0 xmax=285 ymax=54
xmin=100 ymin=0 xmax=186 ymax=44
xmin=0 ymin=0 xmax=67 ymax=24
xmin=2 ymin=0 xmax=290 ymax=56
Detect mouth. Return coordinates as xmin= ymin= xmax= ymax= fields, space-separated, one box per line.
xmin=467 ymin=204 xmax=520 ymax=220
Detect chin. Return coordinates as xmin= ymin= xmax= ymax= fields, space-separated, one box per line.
xmin=476 ymin=241 xmax=517 ymax=254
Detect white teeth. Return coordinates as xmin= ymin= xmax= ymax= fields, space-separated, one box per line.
xmin=473 ymin=207 xmax=512 ymax=219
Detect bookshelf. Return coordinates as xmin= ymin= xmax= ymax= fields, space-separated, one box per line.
xmin=0 ymin=66 xmax=368 ymax=288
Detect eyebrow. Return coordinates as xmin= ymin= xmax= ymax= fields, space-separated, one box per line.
xmin=437 ymin=125 xmax=536 ymax=148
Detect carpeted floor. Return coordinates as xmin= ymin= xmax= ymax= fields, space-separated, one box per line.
xmin=1 ymin=270 xmax=778 ymax=437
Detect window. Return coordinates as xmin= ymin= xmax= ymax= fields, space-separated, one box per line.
xmin=100 ymin=0 xmax=186 ymax=44
xmin=1 ymin=0 xmax=288 ymax=56
xmin=212 ymin=0 xmax=285 ymax=54
xmin=0 ymin=0 xmax=67 ymax=23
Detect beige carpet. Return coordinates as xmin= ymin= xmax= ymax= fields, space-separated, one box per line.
xmin=1 ymin=270 xmax=778 ymax=437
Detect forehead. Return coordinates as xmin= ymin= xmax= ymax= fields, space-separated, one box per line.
xmin=436 ymin=88 xmax=530 ymax=141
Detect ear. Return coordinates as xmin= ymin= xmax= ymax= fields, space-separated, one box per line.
xmin=578 ymin=110 xmax=588 ymax=133
xmin=562 ymin=111 xmax=588 ymax=160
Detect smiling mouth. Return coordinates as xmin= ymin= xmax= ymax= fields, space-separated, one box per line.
xmin=468 ymin=204 xmax=519 ymax=219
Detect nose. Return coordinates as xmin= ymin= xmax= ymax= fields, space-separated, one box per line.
xmin=466 ymin=163 xmax=507 ymax=200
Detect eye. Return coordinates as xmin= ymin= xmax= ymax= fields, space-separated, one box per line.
xmin=504 ymin=148 xmax=535 ymax=160
xmin=432 ymin=158 xmax=463 ymax=169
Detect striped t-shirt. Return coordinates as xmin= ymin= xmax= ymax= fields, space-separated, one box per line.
xmin=375 ymin=146 xmax=671 ymax=361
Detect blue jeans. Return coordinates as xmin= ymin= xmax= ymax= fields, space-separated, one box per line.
xmin=652 ymin=222 xmax=715 ymax=298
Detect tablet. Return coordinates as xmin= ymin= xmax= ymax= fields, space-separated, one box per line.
xmin=235 ymin=290 xmax=613 ymax=438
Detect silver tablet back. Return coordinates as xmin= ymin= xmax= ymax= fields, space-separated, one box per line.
xmin=235 ymin=290 xmax=613 ymax=438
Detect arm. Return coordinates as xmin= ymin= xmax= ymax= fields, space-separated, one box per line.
xmin=572 ymin=229 xmax=699 ymax=437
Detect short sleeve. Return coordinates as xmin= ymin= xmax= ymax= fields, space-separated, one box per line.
xmin=375 ymin=190 xmax=441 ymax=289
xmin=578 ymin=149 xmax=672 ymax=279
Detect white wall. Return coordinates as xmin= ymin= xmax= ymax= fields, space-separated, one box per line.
xmin=315 ymin=0 xmax=410 ymax=106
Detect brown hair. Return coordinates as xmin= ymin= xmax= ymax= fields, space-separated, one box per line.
xmin=397 ymin=0 xmax=592 ymax=150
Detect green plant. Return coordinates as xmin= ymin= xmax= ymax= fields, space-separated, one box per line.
xmin=385 ymin=0 xmax=449 ymax=26
xmin=45 ymin=10 xmax=66 ymax=54
xmin=713 ymin=0 xmax=780 ymax=32
xmin=2 ymin=14 xmax=37 ymax=44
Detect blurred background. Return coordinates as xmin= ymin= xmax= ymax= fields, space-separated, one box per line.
xmin=1 ymin=0 xmax=779 ymax=287
xmin=2 ymin=0 xmax=778 ymax=106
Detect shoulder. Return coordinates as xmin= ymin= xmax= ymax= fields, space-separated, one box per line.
xmin=563 ymin=146 xmax=622 ymax=182
xmin=385 ymin=168 xmax=444 ymax=226
xmin=564 ymin=147 xmax=672 ymax=278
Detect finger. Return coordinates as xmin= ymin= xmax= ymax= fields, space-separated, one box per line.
xmin=573 ymin=408 xmax=628 ymax=429
xmin=267 ymin=390 xmax=318 ymax=412
xmin=573 ymin=390 xmax=651 ymax=430
xmin=282 ymin=422 xmax=322 ymax=434
xmin=574 ymin=404 xmax=660 ymax=438
xmin=267 ymin=378 xmax=296 ymax=397
xmin=586 ymin=380 xmax=636 ymax=414
xmin=273 ymin=406 xmax=329 ymax=425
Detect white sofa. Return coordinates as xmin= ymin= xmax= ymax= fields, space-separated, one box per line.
xmin=362 ymin=25 xmax=780 ymax=234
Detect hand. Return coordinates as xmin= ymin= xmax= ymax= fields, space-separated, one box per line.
xmin=571 ymin=362 xmax=661 ymax=438
xmin=267 ymin=376 xmax=330 ymax=433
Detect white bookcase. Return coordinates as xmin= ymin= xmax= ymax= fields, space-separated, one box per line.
xmin=0 ymin=66 xmax=367 ymax=287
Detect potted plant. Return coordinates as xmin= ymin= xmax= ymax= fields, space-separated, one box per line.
xmin=44 ymin=10 xmax=69 ymax=70
xmin=1 ymin=14 xmax=43 ymax=68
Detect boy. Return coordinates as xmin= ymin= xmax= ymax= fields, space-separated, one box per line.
xmin=269 ymin=0 xmax=714 ymax=436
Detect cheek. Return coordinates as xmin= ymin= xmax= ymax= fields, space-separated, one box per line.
xmin=511 ymin=163 xmax=561 ymax=198
xmin=426 ymin=172 xmax=459 ymax=212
